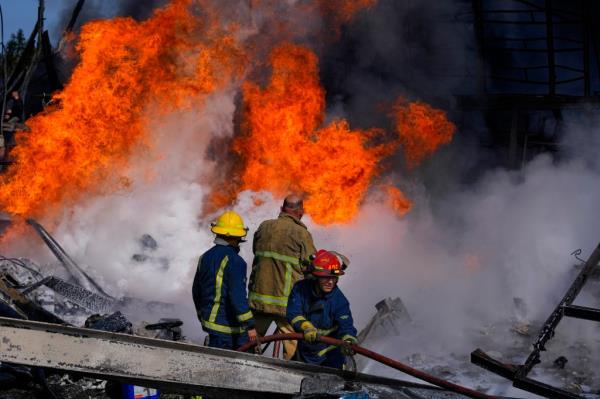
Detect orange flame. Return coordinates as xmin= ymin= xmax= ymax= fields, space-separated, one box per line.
xmin=394 ymin=99 xmax=456 ymax=169
xmin=229 ymin=45 xmax=454 ymax=224
xmin=0 ymin=0 xmax=456 ymax=229
xmin=383 ymin=185 xmax=412 ymax=217
xmin=0 ymin=0 xmax=245 ymax=218
xmin=232 ymin=43 xmax=389 ymax=224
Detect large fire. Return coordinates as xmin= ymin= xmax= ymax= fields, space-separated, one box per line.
xmin=0 ymin=0 xmax=456 ymax=230
xmin=0 ymin=0 xmax=245 ymax=218
xmin=230 ymin=46 xmax=456 ymax=223
xmin=232 ymin=43 xmax=389 ymax=224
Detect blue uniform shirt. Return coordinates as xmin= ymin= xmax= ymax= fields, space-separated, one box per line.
xmin=192 ymin=240 xmax=254 ymax=336
xmin=287 ymin=279 xmax=357 ymax=366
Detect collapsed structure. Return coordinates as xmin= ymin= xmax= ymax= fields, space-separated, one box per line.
xmin=0 ymin=220 xmax=488 ymax=398
xmin=2 ymin=218 xmax=600 ymax=398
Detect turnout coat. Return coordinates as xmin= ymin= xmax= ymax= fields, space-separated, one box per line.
xmin=192 ymin=241 xmax=254 ymax=336
xmin=286 ymin=279 xmax=357 ymax=367
xmin=248 ymin=213 xmax=316 ymax=316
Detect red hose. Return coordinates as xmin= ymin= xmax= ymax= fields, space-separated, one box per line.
xmin=237 ymin=333 xmax=498 ymax=399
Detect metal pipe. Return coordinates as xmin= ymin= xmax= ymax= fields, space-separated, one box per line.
xmin=582 ymin=1 xmax=591 ymax=96
xmin=545 ymin=0 xmax=556 ymax=95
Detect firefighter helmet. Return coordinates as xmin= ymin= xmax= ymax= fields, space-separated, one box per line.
xmin=310 ymin=249 xmax=345 ymax=277
xmin=210 ymin=211 xmax=248 ymax=238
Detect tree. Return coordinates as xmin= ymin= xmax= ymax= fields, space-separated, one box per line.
xmin=2 ymin=29 xmax=27 ymax=77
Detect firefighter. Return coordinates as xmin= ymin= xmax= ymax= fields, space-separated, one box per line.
xmin=286 ymin=249 xmax=358 ymax=369
xmin=192 ymin=211 xmax=257 ymax=350
xmin=248 ymin=194 xmax=316 ymax=360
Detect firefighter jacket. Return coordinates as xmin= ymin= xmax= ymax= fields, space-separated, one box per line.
xmin=286 ymin=279 xmax=357 ymax=365
xmin=248 ymin=212 xmax=316 ymax=316
xmin=192 ymin=240 xmax=254 ymax=336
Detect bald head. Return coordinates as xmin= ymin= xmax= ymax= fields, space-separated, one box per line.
xmin=282 ymin=194 xmax=304 ymax=219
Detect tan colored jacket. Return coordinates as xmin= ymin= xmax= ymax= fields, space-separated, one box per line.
xmin=248 ymin=213 xmax=316 ymax=316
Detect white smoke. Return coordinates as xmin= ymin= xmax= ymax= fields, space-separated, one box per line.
xmin=8 ymin=1 xmax=600 ymax=395
xmin=324 ymin=130 xmax=600 ymax=394
xmin=330 ymin=152 xmax=600 ymax=337
xmin=44 ymin=127 xmax=600 ymax=391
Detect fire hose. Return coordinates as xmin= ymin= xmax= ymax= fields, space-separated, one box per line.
xmin=238 ymin=333 xmax=498 ymax=399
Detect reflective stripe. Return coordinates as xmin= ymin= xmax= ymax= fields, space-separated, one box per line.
xmin=319 ymin=326 xmax=338 ymax=336
xmin=249 ymin=291 xmax=288 ymax=307
xmin=283 ymin=264 xmax=293 ymax=296
xmin=317 ymin=345 xmax=338 ymax=357
xmin=201 ymin=319 xmax=245 ymax=334
xmin=291 ymin=315 xmax=306 ymax=326
xmin=209 ymin=256 xmax=229 ymax=322
xmin=342 ymin=334 xmax=357 ymax=343
xmin=237 ymin=310 xmax=253 ymax=322
xmin=249 ymin=256 xmax=295 ymax=307
xmin=255 ymin=250 xmax=299 ymax=265
xmin=340 ymin=315 xmax=349 ymax=320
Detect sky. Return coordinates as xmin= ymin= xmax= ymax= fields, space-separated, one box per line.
xmin=1 ymin=0 xmax=64 ymax=43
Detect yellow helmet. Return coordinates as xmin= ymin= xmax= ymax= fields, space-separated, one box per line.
xmin=211 ymin=211 xmax=248 ymax=238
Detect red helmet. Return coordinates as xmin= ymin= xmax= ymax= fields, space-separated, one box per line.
xmin=310 ymin=249 xmax=345 ymax=277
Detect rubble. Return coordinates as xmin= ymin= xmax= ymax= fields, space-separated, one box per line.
xmin=554 ymin=356 xmax=568 ymax=369
xmin=46 ymin=375 xmax=107 ymax=399
xmin=357 ymin=297 xmax=411 ymax=343
xmin=1 ymin=238 xmax=598 ymax=398
xmin=352 ymin=291 xmax=600 ymax=398
xmin=132 ymin=234 xmax=170 ymax=269
xmin=471 ymin=242 xmax=600 ymax=398
xmin=85 ymin=311 xmax=133 ymax=334
xmin=143 ymin=319 xmax=184 ymax=341
xmin=510 ymin=323 xmax=530 ymax=337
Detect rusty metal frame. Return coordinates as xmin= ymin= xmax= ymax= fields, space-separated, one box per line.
xmin=471 ymin=242 xmax=600 ymax=399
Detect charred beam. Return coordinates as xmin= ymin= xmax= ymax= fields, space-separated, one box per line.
xmin=472 ymin=243 xmax=600 ymax=398
xmin=6 ymin=20 xmax=40 ymax=92
xmin=0 ymin=317 xmax=459 ymax=399
xmin=41 ymin=30 xmax=61 ymax=91
xmin=545 ymin=0 xmax=556 ymax=95
xmin=26 ymin=219 xmax=113 ymax=298
xmin=513 ymin=377 xmax=583 ymax=399
xmin=471 ymin=349 xmax=583 ymax=399
xmin=562 ymin=304 xmax=600 ymax=322
xmin=66 ymin=0 xmax=86 ymax=33
xmin=0 ymin=274 xmax=65 ymax=324
xmin=582 ymin=1 xmax=591 ymax=96
xmin=470 ymin=349 xmax=517 ymax=380
xmin=517 ymin=242 xmax=600 ymax=377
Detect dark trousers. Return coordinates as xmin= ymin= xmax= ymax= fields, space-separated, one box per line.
xmin=297 ymin=347 xmax=346 ymax=369
xmin=207 ymin=332 xmax=248 ymax=350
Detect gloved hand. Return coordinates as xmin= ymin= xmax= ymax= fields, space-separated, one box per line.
xmin=246 ymin=328 xmax=261 ymax=354
xmin=340 ymin=336 xmax=357 ymax=356
xmin=300 ymin=321 xmax=319 ymax=343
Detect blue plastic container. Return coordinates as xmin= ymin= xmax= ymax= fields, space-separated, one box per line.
xmin=121 ymin=384 xmax=160 ymax=399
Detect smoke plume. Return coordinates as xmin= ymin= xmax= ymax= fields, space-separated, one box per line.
xmin=4 ymin=1 xmax=600 ymax=394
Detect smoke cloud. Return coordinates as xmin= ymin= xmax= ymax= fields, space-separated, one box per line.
xmin=7 ymin=0 xmax=600 ymax=394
